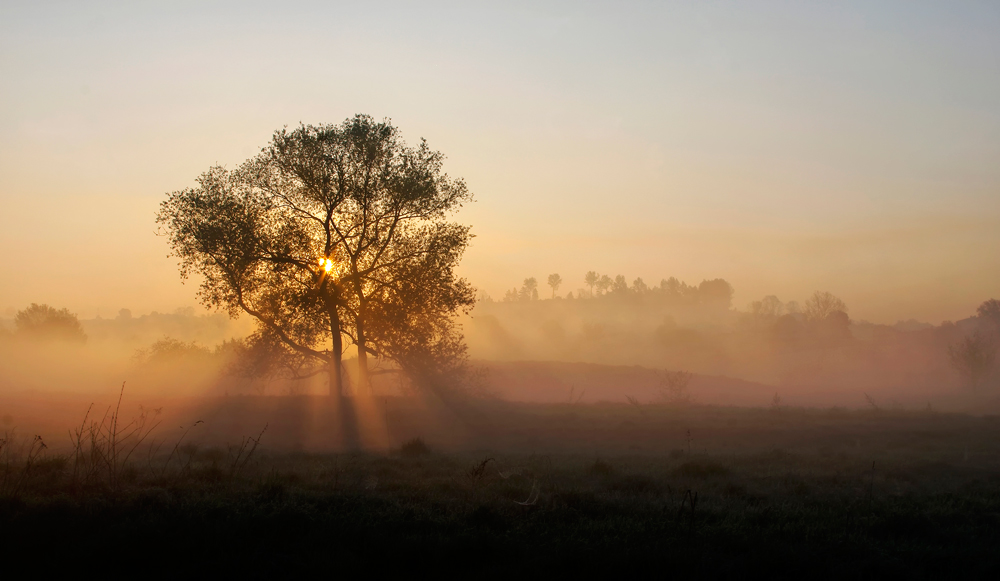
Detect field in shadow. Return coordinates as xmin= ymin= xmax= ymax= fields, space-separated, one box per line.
xmin=2 ymin=397 xmax=1000 ymax=576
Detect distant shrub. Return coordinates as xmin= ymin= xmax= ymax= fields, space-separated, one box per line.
xmin=133 ymin=337 xmax=211 ymax=365
xmin=659 ymin=370 xmax=693 ymax=405
xmin=399 ymin=438 xmax=430 ymax=458
xmin=588 ymin=459 xmax=614 ymax=476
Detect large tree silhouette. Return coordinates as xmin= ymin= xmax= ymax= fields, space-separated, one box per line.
xmin=157 ymin=115 xmax=474 ymax=396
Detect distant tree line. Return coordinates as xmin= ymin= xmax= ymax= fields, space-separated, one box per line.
xmin=739 ymin=291 xmax=852 ymax=345
xmin=490 ymin=272 xmax=735 ymax=308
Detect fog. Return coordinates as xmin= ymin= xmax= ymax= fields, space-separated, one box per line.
xmin=464 ymin=279 xmax=996 ymax=410
xmin=2 ymin=277 xmax=998 ymax=455
xmin=2 ymin=2 xmax=1000 ymax=459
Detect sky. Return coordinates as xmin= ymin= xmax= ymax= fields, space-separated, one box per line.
xmin=1 ymin=1 xmax=998 ymax=324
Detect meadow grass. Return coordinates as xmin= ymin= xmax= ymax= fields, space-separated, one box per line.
xmin=2 ymin=400 xmax=999 ymax=577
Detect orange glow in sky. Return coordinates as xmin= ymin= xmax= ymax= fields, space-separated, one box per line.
xmin=1 ymin=2 xmax=998 ymax=324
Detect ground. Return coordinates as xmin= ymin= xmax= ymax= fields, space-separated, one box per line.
xmin=2 ymin=399 xmax=1000 ymax=577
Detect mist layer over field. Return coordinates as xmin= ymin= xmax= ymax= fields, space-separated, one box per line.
xmin=2 ymin=286 xmax=998 ymax=455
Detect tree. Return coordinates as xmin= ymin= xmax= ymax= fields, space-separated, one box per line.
xmin=14 ymin=303 xmax=87 ymax=343
xmin=746 ymin=295 xmax=784 ymax=331
xmin=803 ymin=291 xmax=847 ymax=321
xmin=659 ymin=370 xmax=693 ymax=406
xmin=632 ymin=277 xmax=648 ymax=294
xmin=157 ymin=115 xmax=474 ymax=397
xmin=749 ymin=295 xmax=784 ymax=319
xmin=949 ymin=331 xmax=997 ymax=389
xmin=611 ymin=275 xmax=628 ymax=295
xmin=978 ymin=299 xmax=1000 ymax=335
xmin=547 ymin=273 xmax=562 ymax=298
xmin=519 ymin=277 xmax=538 ymax=301
xmin=698 ymin=279 xmax=734 ymax=308
xmin=596 ymin=274 xmax=612 ymax=296
xmin=584 ymin=271 xmax=598 ymax=297
xmin=661 ymin=277 xmax=681 ymax=297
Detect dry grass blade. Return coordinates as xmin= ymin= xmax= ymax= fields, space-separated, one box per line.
xmin=161 ymin=420 xmax=203 ymax=478
xmin=467 ymin=457 xmax=494 ymax=482
xmin=0 ymin=432 xmax=47 ymax=499
xmin=514 ymin=479 xmax=539 ymax=506
xmin=229 ymin=424 xmax=268 ymax=478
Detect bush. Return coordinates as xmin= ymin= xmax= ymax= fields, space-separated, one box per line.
xmin=399 ymin=438 xmax=430 ymax=458
xmin=588 ymin=459 xmax=615 ymax=476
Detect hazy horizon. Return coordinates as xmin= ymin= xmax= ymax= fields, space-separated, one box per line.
xmin=2 ymin=1 xmax=998 ymax=324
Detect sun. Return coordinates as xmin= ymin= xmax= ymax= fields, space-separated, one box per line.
xmin=318 ymin=257 xmax=335 ymax=274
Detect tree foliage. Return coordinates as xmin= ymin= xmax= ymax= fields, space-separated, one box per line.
xmin=803 ymin=291 xmax=848 ymax=321
xmin=978 ymin=299 xmax=1000 ymax=334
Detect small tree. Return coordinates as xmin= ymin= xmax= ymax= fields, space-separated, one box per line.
xmin=949 ymin=331 xmax=997 ymax=389
xmin=698 ymin=279 xmax=735 ymax=308
xmin=804 ymin=291 xmax=847 ymax=321
xmin=659 ymin=370 xmax=693 ymax=405
xmin=749 ymin=295 xmax=784 ymax=319
xmin=661 ymin=277 xmax=681 ymax=296
xmin=547 ymin=273 xmax=562 ymax=298
xmin=14 ymin=303 xmax=86 ymax=343
xmin=584 ymin=271 xmax=598 ymax=297
xmin=519 ymin=277 xmax=538 ymax=301
xmin=596 ymin=274 xmax=612 ymax=296
xmin=978 ymin=299 xmax=1000 ymax=335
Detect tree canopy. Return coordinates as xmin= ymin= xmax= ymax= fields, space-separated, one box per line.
xmin=157 ymin=115 xmax=474 ymax=396
xmin=13 ymin=303 xmax=87 ymax=343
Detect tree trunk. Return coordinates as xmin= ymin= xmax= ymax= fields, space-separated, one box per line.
xmin=329 ymin=345 xmax=343 ymax=397
xmin=352 ymin=280 xmax=371 ymax=394
xmin=328 ymin=301 xmax=345 ymax=397
xmin=355 ymin=317 xmax=371 ymax=394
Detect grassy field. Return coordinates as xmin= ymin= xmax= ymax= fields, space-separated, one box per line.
xmin=2 ymin=399 xmax=1000 ymax=577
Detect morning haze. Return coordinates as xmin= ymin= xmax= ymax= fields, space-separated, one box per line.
xmin=2 ymin=2 xmax=1000 ymax=575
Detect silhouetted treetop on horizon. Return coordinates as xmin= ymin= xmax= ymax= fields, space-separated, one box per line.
xmin=13 ymin=303 xmax=87 ymax=343
xmin=489 ymin=273 xmax=734 ymax=308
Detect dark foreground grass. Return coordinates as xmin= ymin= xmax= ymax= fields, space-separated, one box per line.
xmin=2 ymin=402 xmax=1000 ymax=578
